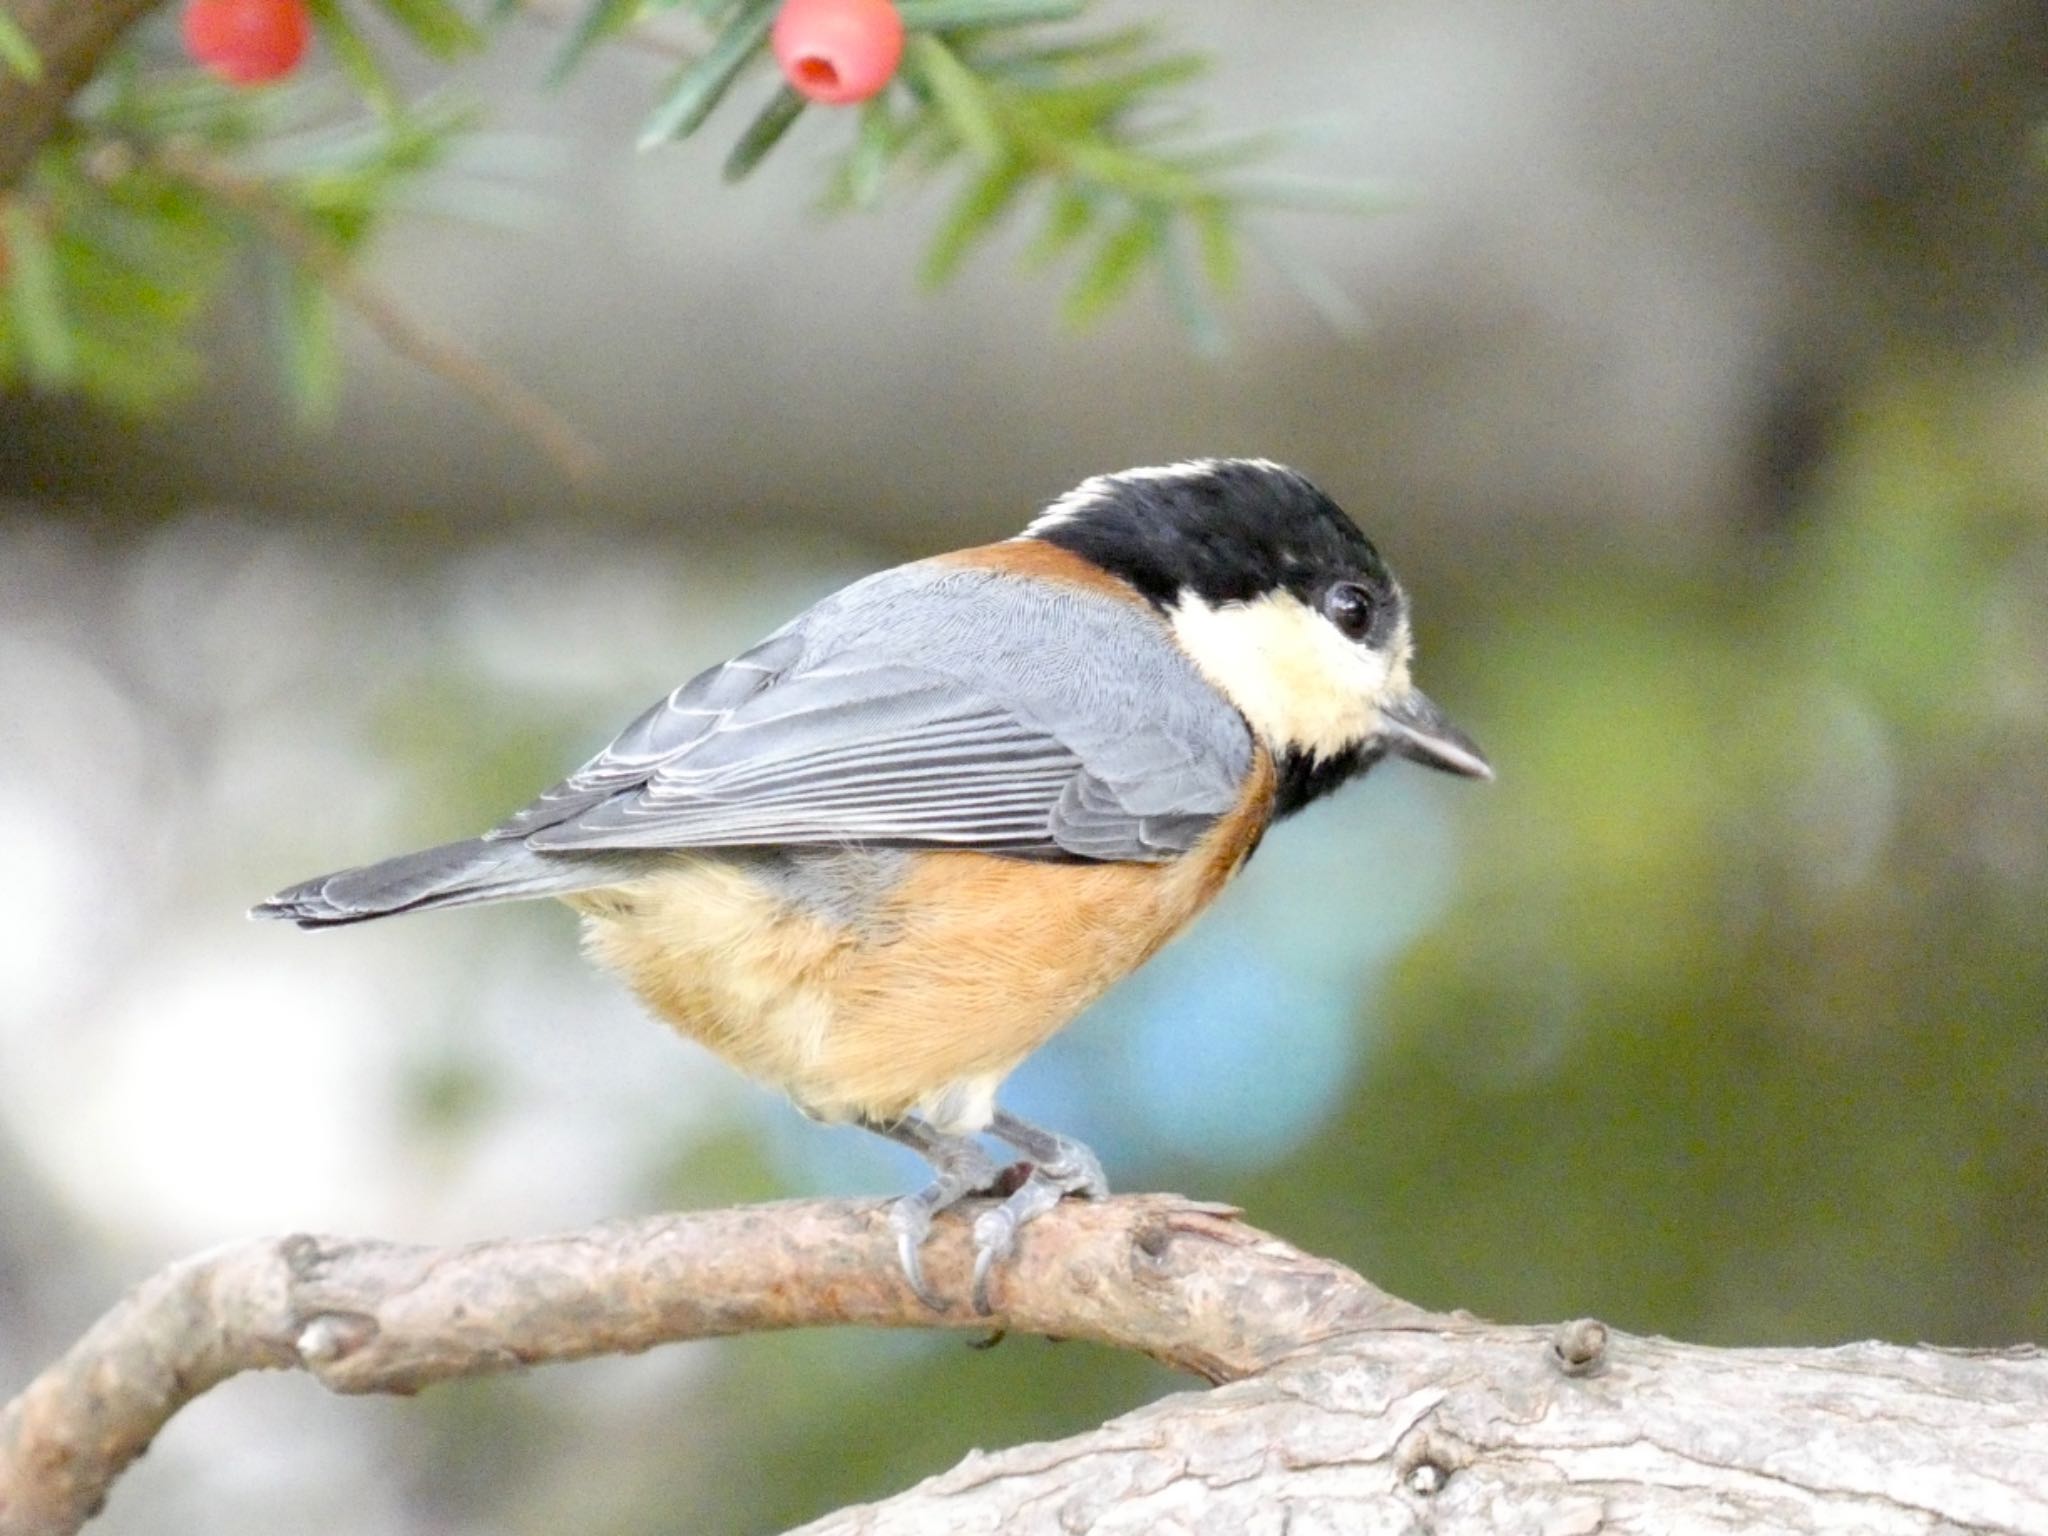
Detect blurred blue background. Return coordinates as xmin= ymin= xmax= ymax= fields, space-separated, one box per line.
xmin=3 ymin=2 xmax=2047 ymax=1532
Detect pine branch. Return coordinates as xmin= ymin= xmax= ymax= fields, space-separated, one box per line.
xmin=148 ymin=141 xmax=604 ymax=483
xmin=0 ymin=0 xmax=166 ymax=191
xmin=515 ymin=0 xmax=696 ymax=68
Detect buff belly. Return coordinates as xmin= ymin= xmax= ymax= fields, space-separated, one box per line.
xmin=564 ymin=767 xmax=1270 ymax=1133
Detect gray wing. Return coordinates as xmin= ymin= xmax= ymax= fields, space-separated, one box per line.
xmin=489 ymin=561 xmax=1254 ymax=862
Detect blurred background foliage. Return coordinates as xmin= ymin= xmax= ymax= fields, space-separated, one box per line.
xmin=0 ymin=0 xmax=1367 ymax=431
xmin=3 ymin=1 xmax=2048 ymax=1533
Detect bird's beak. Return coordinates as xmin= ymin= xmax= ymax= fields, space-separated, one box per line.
xmin=1380 ymin=689 xmax=1493 ymax=780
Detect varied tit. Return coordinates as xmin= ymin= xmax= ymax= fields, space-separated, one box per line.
xmin=256 ymin=458 xmax=1490 ymax=1311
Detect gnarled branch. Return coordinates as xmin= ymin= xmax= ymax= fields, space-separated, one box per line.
xmin=0 ymin=1195 xmax=1431 ymax=1535
xmin=792 ymin=1328 xmax=2048 ymax=1536
xmin=1 ymin=1194 xmax=2043 ymax=1536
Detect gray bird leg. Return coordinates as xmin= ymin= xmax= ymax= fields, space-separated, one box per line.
xmin=971 ymin=1109 xmax=1111 ymax=1314
xmin=864 ymin=1115 xmax=1007 ymax=1311
xmin=988 ymin=1108 xmax=1108 ymax=1197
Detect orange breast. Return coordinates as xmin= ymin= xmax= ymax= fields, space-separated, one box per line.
xmin=572 ymin=751 xmax=1274 ymax=1129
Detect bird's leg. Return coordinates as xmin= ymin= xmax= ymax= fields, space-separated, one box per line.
xmin=969 ymin=1108 xmax=1111 ymax=1314
xmin=863 ymin=1114 xmax=1006 ymax=1311
xmin=988 ymin=1108 xmax=1109 ymax=1195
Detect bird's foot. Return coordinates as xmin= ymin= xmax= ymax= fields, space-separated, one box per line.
xmin=969 ymin=1168 xmax=1067 ymax=1315
xmin=869 ymin=1118 xmax=1006 ymax=1310
xmin=989 ymin=1108 xmax=1109 ymax=1199
xmin=969 ymin=1110 xmax=1111 ymax=1314
xmin=865 ymin=1109 xmax=1109 ymax=1314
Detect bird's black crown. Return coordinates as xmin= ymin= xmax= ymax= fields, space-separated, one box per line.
xmin=1029 ymin=459 xmax=1401 ymax=637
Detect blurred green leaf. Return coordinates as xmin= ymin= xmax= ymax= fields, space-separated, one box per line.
xmin=1012 ymin=53 xmax=1207 ymax=123
xmin=2 ymin=69 xmax=468 ymax=414
xmin=0 ymin=11 xmax=42 ymax=82
xmin=974 ymin=23 xmax=1155 ymax=78
xmin=638 ymin=0 xmax=777 ymax=148
xmin=1025 ymin=182 xmax=1092 ymax=266
xmin=907 ymin=36 xmax=1003 ymax=162
xmin=1062 ymin=210 xmax=1156 ymax=326
xmin=9 ymin=0 xmax=1394 ymax=413
xmin=1190 ymin=199 xmax=1237 ymax=290
xmin=921 ymin=154 xmax=1025 ymax=284
xmin=2 ymin=202 xmax=78 ymax=387
xmin=263 ymin=245 xmax=343 ymax=421
xmin=372 ymin=0 xmax=484 ymax=59
xmin=723 ymin=86 xmax=806 ymax=181
xmin=1051 ymin=135 xmax=1206 ymax=202
xmin=548 ymin=0 xmax=644 ymax=84
xmin=13 ymin=145 xmax=235 ymax=409
xmin=835 ymin=96 xmax=898 ymax=207
xmin=1157 ymin=216 xmax=1223 ymax=354
xmin=801 ymin=19 xmax=1375 ymax=344
xmin=304 ymin=0 xmax=400 ymax=116
xmin=894 ymin=0 xmax=1083 ymax=28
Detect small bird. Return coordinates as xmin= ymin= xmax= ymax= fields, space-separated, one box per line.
xmin=255 ymin=459 xmax=1490 ymax=1310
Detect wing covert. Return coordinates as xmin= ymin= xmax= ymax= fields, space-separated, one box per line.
xmin=487 ymin=627 xmax=804 ymax=841
xmin=499 ymin=563 xmax=1254 ymax=862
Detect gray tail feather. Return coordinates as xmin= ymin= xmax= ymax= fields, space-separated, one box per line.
xmin=251 ymin=837 xmax=623 ymax=928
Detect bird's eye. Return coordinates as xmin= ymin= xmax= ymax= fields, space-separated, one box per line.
xmin=1321 ymin=582 xmax=1376 ymax=641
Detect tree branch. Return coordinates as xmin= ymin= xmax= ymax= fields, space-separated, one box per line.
xmin=0 ymin=1194 xmax=1432 ymax=1536
xmin=146 ymin=143 xmax=605 ymax=486
xmin=791 ymin=1327 xmax=2048 ymax=1536
xmin=1 ymin=1192 xmax=2042 ymax=1536
xmin=0 ymin=0 xmax=166 ymax=191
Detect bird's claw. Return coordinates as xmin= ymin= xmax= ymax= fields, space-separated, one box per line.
xmin=1037 ymin=1148 xmax=1107 ymax=1201
xmin=870 ymin=1110 xmax=1109 ymax=1315
xmin=887 ymin=1193 xmax=946 ymax=1311
xmin=970 ymin=1204 xmax=1019 ymax=1316
xmin=872 ymin=1116 xmax=1007 ymax=1311
xmin=967 ymin=1166 xmax=1078 ymax=1315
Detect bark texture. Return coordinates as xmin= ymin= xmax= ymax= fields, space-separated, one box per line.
xmin=794 ymin=1329 xmax=2048 ymax=1535
xmin=0 ymin=1196 xmax=1425 ymax=1534
xmin=0 ymin=0 xmax=167 ymax=189
xmin=0 ymin=1194 xmax=2042 ymax=1536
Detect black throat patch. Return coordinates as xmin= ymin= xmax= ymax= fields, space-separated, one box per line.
xmin=1273 ymin=741 xmax=1386 ymax=818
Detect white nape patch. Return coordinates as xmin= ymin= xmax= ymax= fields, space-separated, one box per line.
xmin=1018 ymin=479 xmax=1117 ymax=537
xmin=1017 ymin=458 xmax=1296 ymax=538
xmin=1171 ymin=591 xmax=1413 ymax=759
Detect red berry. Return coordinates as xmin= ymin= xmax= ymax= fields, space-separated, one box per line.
xmin=771 ymin=0 xmax=904 ymax=106
xmin=183 ymin=0 xmax=311 ymax=85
